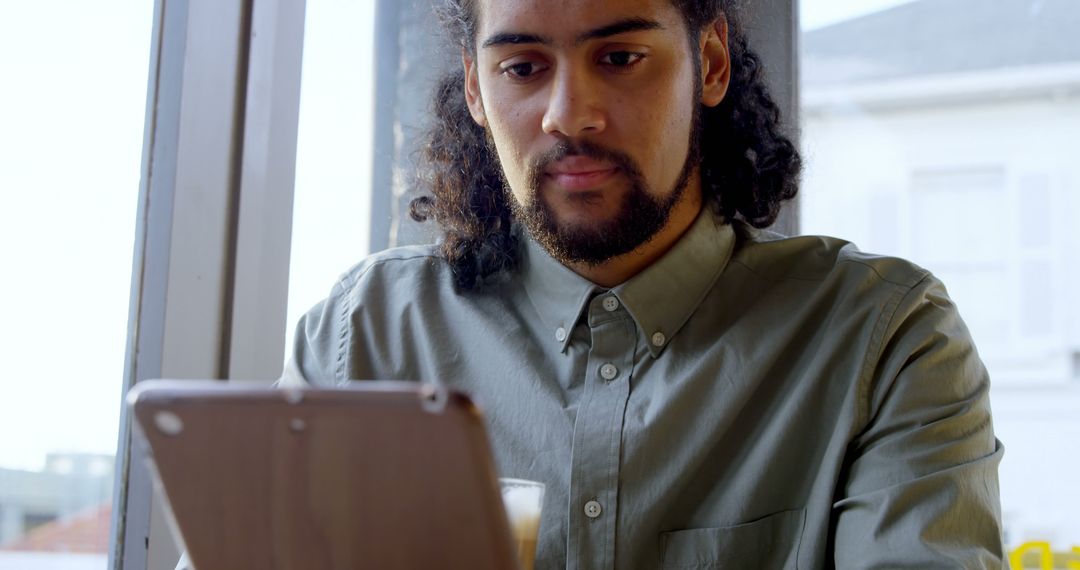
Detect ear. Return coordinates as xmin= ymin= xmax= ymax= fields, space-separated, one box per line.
xmin=699 ymin=15 xmax=731 ymax=107
xmin=462 ymin=50 xmax=487 ymax=127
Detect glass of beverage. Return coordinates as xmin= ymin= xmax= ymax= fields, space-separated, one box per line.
xmin=499 ymin=478 xmax=545 ymax=570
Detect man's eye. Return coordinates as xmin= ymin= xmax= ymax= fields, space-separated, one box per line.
xmin=600 ymin=51 xmax=645 ymax=69
xmin=501 ymin=61 xmax=547 ymax=80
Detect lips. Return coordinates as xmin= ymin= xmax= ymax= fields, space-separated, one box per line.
xmin=544 ymin=157 xmax=619 ymax=191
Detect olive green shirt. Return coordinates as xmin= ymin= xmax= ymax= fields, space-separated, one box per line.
xmin=283 ymin=209 xmax=1004 ymax=569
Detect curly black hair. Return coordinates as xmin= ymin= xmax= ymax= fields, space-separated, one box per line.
xmin=411 ymin=0 xmax=802 ymax=291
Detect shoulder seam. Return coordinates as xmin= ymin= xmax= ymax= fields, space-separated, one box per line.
xmin=856 ymin=273 xmax=934 ymax=430
xmin=337 ymin=252 xmax=444 ymax=292
xmin=730 ymin=256 xmax=927 ymax=287
xmin=839 ymin=258 xmax=928 ymax=288
xmin=332 ymin=252 xmax=443 ymax=382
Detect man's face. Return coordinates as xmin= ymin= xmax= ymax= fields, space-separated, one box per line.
xmin=463 ymin=0 xmax=709 ymax=265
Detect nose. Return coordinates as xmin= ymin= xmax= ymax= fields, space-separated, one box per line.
xmin=541 ymin=65 xmax=606 ymax=138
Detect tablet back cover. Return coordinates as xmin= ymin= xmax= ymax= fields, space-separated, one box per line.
xmin=129 ymin=380 xmax=517 ymax=570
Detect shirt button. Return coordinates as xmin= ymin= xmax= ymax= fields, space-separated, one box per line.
xmin=600 ymin=363 xmax=618 ymax=381
xmin=651 ymin=332 xmax=667 ymax=347
xmin=584 ymin=500 xmax=602 ymax=518
xmin=602 ymin=296 xmax=619 ymax=312
xmin=555 ymin=327 xmax=567 ymax=342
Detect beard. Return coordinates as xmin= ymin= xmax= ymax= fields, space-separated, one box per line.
xmin=492 ymin=106 xmax=701 ymax=267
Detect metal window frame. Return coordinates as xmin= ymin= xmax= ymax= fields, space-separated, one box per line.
xmin=108 ymin=0 xmax=306 ymax=567
xmin=743 ymin=0 xmax=801 ymax=236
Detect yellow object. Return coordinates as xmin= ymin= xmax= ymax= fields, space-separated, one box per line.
xmin=1067 ymin=546 xmax=1080 ymax=569
xmin=1008 ymin=542 xmax=1080 ymax=569
xmin=1010 ymin=541 xmax=1053 ymax=570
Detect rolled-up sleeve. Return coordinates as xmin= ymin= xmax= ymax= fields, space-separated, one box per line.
xmin=832 ymin=274 xmax=1005 ymax=568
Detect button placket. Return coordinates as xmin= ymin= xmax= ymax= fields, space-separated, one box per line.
xmin=567 ymin=297 xmax=635 ymax=567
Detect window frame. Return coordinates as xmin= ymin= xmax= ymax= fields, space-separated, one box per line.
xmin=108 ymin=0 xmax=306 ymax=567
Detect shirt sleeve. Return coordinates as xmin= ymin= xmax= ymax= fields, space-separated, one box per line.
xmin=832 ymin=274 xmax=1005 ymax=568
xmin=278 ymin=277 xmax=352 ymax=387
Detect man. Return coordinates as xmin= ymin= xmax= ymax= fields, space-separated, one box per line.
xmin=286 ymin=0 xmax=1005 ymax=567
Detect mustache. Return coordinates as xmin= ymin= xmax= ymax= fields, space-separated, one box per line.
xmin=528 ymin=140 xmax=644 ymax=188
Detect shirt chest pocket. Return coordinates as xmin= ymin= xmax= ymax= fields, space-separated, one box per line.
xmin=659 ymin=509 xmax=805 ymax=569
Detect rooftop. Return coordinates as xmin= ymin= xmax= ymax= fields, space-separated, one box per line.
xmin=0 ymin=503 xmax=111 ymax=554
xmin=802 ymin=0 xmax=1080 ymax=86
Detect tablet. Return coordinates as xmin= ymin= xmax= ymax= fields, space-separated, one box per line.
xmin=128 ymin=380 xmax=517 ymax=570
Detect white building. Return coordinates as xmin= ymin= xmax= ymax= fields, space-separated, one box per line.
xmin=801 ymin=0 xmax=1080 ymax=551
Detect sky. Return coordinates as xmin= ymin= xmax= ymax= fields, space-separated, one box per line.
xmin=0 ymin=1 xmax=152 ymax=472
xmin=800 ymin=0 xmax=917 ymax=30
xmin=0 ymin=0 xmax=916 ymax=472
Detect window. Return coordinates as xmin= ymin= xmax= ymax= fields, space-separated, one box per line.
xmin=800 ymin=0 xmax=1080 ymax=564
xmin=0 ymin=1 xmax=152 ymax=567
xmin=285 ymin=0 xmax=377 ymax=357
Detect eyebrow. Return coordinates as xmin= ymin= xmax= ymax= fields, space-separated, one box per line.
xmin=481 ymin=17 xmax=663 ymax=49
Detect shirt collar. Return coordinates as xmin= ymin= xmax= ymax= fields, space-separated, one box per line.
xmin=614 ymin=208 xmax=734 ymax=358
xmin=519 ymin=208 xmax=735 ymax=356
xmin=520 ymin=232 xmax=600 ymax=353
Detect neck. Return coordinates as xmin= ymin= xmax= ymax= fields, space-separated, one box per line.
xmin=567 ymin=181 xmax=703 ymax=288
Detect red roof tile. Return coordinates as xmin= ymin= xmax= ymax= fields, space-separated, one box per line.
xmin=1 ymin=503 xmax=111 ymax=554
